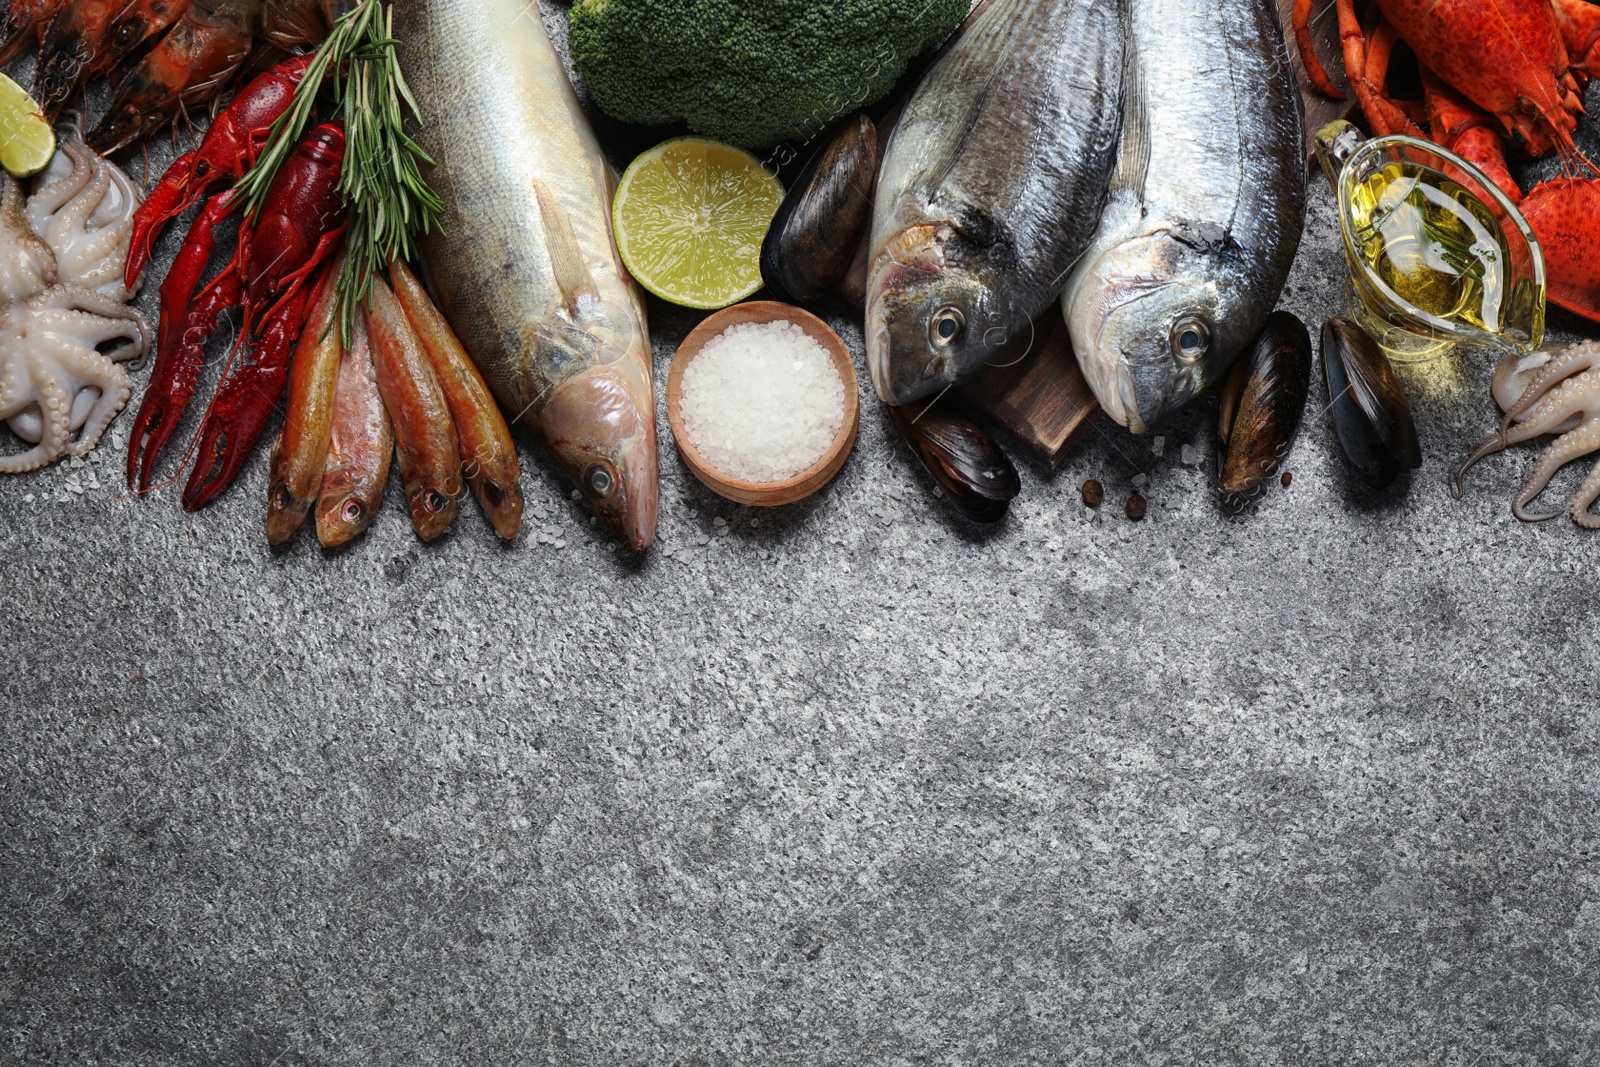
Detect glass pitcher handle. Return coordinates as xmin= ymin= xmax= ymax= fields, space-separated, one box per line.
xmin=1313 ymin=120 xmax=1365 ymax=196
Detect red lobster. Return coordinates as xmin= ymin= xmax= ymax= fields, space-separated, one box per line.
xmin=1294 ymin=0 xmax=1600 ymax=321
xmin=126 ymin=121 xmax=347 ymax=508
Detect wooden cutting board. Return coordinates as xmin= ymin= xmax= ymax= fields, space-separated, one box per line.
xmin=955 ymin=311 xmax=1099 ymax=469
xmin=958 ymin=0 xmax=1351 ymax=466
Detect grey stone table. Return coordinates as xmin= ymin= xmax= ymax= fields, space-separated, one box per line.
xmin=3 ymin=8 xmax=1597 ymax=1066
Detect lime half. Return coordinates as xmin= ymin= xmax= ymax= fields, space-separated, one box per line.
xmin=613 ymin=137 xmax=783 ymax=310
xmin=0 ymin=73 xmax=53 ymax=178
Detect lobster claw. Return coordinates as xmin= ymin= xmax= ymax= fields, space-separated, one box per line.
xmin=180 ymin=281 xmax=318 ymax=511
xmin=125 ymin=192 xmax=243 ymax=493
xmin=125 ymin=150 xmax=198 ymax=290
xmin=125 ymin=268 xmax=244 ymax=493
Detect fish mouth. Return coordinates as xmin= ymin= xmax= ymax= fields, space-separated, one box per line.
xmin=539 ymin=363 xmax=658 ymax=551
xmin=1075 ymin=281 xmax=1167 ymax=433
xmin=266 ymin=495 xmax=314 ymax=547
xmin=868 ymin=319 xmax=956 ymax=406
xmin=866 ymin=222 xmax=995 ymax=406
xmin=1076 ymin=271 xmax=1217 ymax=434
xmin=315 ymin=493 xmax=376 ymax=549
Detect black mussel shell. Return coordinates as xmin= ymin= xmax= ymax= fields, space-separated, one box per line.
xmin=888 ymin=400 xmax=1020 ymax=524
xmin=760 ymin=114 xmax=879 ymax=306
xmin=1321 ymin=317 xmax=1423 ymax=487
xmin=1217 ymin=311 xmax=1313 ymax=495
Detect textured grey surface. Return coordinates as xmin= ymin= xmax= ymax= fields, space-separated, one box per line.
xmin=4 ymin=9 xmax=1600 ymax=1067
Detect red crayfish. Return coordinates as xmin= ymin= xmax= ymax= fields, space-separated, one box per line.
xmin=123 ymin=51 xmax=318 ymax=496
xmin=125 ymin=120 xmax=347 ymax=509
xmin=123 ymin=51 xmax=314 ymax=288
xmin=1293 ymin=0 xmax=1600 ymax=321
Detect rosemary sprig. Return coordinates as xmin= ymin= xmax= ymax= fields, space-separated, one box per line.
xmin=231 ymin=0 xmax=442 ymax=341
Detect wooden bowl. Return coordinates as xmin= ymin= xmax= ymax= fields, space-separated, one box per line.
xmin=666 ymin=301 xmax=859 ymax=507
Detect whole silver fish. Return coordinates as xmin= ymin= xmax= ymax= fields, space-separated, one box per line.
xmin=1062 ymin=0 xmax=1305 ymax=434
xmin=394 ymin=0 xmax=658 ymax=550
xmin=866 ymin=0 xmax=1125 ymax=406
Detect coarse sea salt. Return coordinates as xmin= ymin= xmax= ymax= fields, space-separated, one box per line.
xmin=680 ymin=320 xmax=845 ymax=483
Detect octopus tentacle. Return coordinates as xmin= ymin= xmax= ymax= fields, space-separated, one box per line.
xmin=1455 ymin=410 xmax=1583 ymax=496
xmin=1502 ymin=340 xmax=1600 ymax=426
xmin=0 ymin=348 xmax=73 ymax=472
xmin=0 ymin=324 xmax=25 ymax=417
xmin=52 ymin=337 xmax=132 ymax=459
xmin=1513 ymin=418 xmax=1600 ymax=522
xmin=34 ymin=285 xmax=152 ymax=367
xmin=43 ymin=150 xmax=110 ymax=249
xmin=1571 ymin=456 xmax=1600 ymax=530
xmin=1521 ymin=371 xmax=1600 ymax=430
xmin=24 ymin=134 xmax=94 ymax=233
xmin=0 ymin=173 xmax=56 ymax=305
xmin=27 ymin=133 xmax=141 ymax=301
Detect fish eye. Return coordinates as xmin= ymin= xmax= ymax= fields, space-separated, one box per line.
xmin=423 ymin=489 xmax=448 ymax=514
xmin=930 ymin=306 xmax=965 ymax=347
xmin=584 ymin=463 xmax=616 ymax=498
xmin=342 ymin=499 xmax=365 ymax=523
xmin=1171 ymin=316 xmax=1211 ymax=365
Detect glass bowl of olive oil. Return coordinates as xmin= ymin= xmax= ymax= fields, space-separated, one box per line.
xmin=1314 ymin=120 xmax=1545 ymax=363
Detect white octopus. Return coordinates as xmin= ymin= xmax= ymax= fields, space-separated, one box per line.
xmin=1455 ymin=340 xmax=1600 ymax=529
xmin=0 ymin=128 xmax=150 ymax=473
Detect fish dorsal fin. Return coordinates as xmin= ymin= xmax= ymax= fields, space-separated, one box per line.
xmin=1109 ymin=33 xmax=1150 ymax=200
xmin=533 ymin=178 xmax=600 ymax=317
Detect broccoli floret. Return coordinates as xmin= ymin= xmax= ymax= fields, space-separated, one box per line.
xmin=568 ymin=0 xmax=969 ymax=150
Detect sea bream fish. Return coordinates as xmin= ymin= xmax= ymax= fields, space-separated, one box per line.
xmin=1062 ymin=0 xmax=1305 ymax=434
xmin=394 ymin=0 xmax=658 ymax=550
xmin=866 ymin=0 xmax=1125 ymax=406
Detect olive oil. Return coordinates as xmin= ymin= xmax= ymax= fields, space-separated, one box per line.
xmin=1314 ymin=120 xmax=1544 ymax=363
xmin=1349 ymin=161 xmax=1510 ymax=332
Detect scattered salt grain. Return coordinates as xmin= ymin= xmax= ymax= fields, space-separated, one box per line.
xmin=1180 ymin=444 xmax=1200 ymax=466
xmin=680 ymin=321 xmax=845 ymax=483
xmin=1152 ymin=436 xmax=1166 ymax=457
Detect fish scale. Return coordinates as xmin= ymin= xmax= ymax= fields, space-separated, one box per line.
xmin=1062 ymin=0 xmax=1305 ymax=435
xmin=394 ymin=0 xmax=658 ymax=551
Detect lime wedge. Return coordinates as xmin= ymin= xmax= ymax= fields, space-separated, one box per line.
xmin=613 ymin=137 xmax=783 ymax=310
xmin=0 ymin=72 xmax=53 ymax=178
